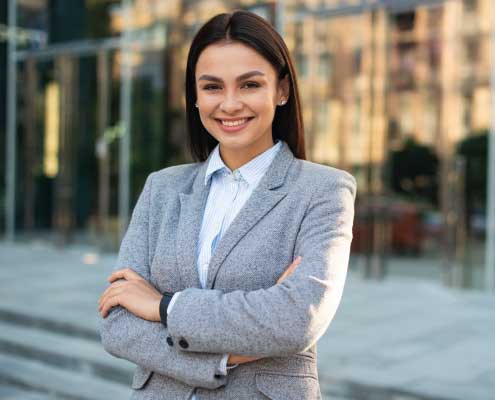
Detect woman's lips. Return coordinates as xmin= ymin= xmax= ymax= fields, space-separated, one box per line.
xmin=215 ymin=117 xmax=254 ymax=133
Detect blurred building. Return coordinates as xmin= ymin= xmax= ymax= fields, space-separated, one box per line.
xmin=282 ymin=0 xmax=494 ymax=290
xmin=1 ymin=0 xmax=493 ymax=289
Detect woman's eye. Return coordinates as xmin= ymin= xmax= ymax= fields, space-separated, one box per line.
xmin=201 ymin=82 xmax=260 ymax=91
xmin=203 ymin=84 xmax=221 ymax=91
xmin=242 ymin=81 xmax=260 ymax=89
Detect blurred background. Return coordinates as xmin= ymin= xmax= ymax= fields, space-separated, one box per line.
xmin=0 ymin=1 xmax=494 ymax=399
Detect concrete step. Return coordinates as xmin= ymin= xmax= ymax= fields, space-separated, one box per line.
xmin=0 ymin=384 xmax=65 ymax=400
xmin=0 ymin=353 xmax=131 ymax=400
xmin=320 ymin=379 xmax=432 ymax=400
xmin=0 ymin=320 xmax=133 ymax=385
xmin=0 ymin=307 xmax=97 ymax=341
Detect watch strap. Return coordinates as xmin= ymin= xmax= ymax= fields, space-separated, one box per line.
xmin=159 ymin=292 xmax=174 ymax=328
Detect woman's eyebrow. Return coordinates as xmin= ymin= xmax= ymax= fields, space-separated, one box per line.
xmin=198 ymin=70 xmax=266 ymax=83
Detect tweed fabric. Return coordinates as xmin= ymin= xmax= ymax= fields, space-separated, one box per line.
xmin=188 ymin=140 xmax=282 ymax=399
xmin=196 ymin=139 xmax=282 ymax=289
xmin=99 ymin=141 xmax=356 ymax=399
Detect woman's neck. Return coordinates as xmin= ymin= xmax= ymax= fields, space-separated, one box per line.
xmin=219 ymin=138 xmax=275 ymax=171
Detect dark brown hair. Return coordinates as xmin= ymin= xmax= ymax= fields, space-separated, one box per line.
xmin=185 ymin=10 xmax=306 ymax=161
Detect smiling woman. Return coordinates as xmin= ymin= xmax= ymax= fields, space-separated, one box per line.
xmin=98 ymin=9 xmax=356 ymax=400
xmin=185 ymin=11 xmax=305 ymax=164
xmin=194 ymin=42 xmax=290 ymax=170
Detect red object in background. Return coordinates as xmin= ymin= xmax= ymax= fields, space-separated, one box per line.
xmin=390 ymin=207 xmax=423 ymax=255
xmin=351 ymin=218 xmax=372 ymax=253
xmin=351 ymin=200 xmax=424 ymax=255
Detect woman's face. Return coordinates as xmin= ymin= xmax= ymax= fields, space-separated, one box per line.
xmin=195 ymin=41 xmax=289 ymax=166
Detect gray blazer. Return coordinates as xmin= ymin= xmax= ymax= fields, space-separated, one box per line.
xmin=99 ymin=141 xmax=356 ymax=399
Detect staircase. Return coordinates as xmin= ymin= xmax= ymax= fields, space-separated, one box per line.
xmin=0 ymin=308 xmax=133 ymax=399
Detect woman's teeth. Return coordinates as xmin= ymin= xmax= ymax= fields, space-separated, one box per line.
xmin=221 ymin=118 xmax=248 ymax=126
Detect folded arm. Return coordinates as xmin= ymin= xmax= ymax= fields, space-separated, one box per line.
xmin=98 ymin=173 xmax=227 ymax=389
xmin=167 ymin=174 xmax=356 ymax=357
xmin=99 ymin=307 xmax=227 ymax=388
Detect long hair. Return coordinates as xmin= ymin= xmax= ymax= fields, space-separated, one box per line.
xmin=185 ymin=10 xmax=306 ymax=161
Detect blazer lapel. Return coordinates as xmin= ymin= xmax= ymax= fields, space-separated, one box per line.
xmin=176 ymin=161 xmax=211 ymax=289
xmin=205 ymin=142 xmax=295 ymax=289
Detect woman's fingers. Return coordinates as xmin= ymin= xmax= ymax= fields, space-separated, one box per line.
xmin=276 ymin=256 xmax=302 ymax=284
xmin=98 ymin=278 xmax=162 ymax=321
xmin=99 ymin=282 xmax=129 ymax=315
xmin=285 ymin=255 xmax=302 ymax=277
xmin=98 ymin=281 xmax=126 ymax=308
xmin=100 ymin=293 xmax=121 ymax=318
xmin=228 ymin=354 xmax=262 ymax=365
xmin=108 ymin=267 xmax=142 ymax=283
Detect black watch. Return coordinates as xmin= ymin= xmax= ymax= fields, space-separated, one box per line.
xmin=159 ymin=292 xmax=175 ymax=328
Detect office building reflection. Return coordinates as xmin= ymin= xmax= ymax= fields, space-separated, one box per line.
xmin=1 ymin=0 xmax=493 ymax=289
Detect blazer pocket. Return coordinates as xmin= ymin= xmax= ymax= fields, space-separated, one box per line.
xmin=255 ymin=372 xmax=321 ymax=400
xmin=132 ymin=367 xmax=153 ymax=390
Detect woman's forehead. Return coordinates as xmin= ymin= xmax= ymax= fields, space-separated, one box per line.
xmin=195 ymin=42 xmax=276 ymax=80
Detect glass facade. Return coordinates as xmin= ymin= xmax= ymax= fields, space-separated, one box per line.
xmin=1 ymin=0 xmax=494 ymax=290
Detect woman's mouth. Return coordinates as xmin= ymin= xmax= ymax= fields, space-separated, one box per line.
xmin=215 ymin=117 xmax=254 ymax=133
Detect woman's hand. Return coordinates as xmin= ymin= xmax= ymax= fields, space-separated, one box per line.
xmin=276 ymin=255 xmax=302 ymax=284
xmin=227 ymin=256 xmax=302 ymax=366
xmin=98 ymin=268 xmax=162 ymax=321
xmin=227 ymin=354 xmax=262 ymax=365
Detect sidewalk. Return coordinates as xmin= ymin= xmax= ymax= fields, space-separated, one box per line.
xmin=0 ymin=241 xmax=494 ymax=400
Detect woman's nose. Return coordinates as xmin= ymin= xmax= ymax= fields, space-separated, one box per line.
xmin=220 ymin=93 xmax=243 ymax=113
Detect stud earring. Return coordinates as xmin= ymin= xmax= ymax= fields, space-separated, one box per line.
xmin=195 ymin=103 xmax=199 ymax=108
xmin=279 ymin=99 xmax=286 ymax=106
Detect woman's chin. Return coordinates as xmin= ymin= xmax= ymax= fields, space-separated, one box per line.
xmin=217 ymin=139 xmax=251 ymax=152
xmin=213 ymin=132 xmax=252 ymax=148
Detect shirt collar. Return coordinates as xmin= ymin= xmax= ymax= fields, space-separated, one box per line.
xmin=204 ymin=140 xmax=283 ymax=187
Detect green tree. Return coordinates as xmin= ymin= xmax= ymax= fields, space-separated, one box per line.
xmin=387 ymin=137 xmax=439 ymax=206
xmin=456 ymin=130 xmax=488 ymax=231
xmin=85 ymin=0 xmax=120 ymax=39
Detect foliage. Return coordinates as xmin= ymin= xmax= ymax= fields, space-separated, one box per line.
xmin=456 ymin=130 xmax=488 ymax=208
xmin=85 ymin=0 xmax=120 ymax=38
xmin=387 ymin=137 xmax=439 ymax=206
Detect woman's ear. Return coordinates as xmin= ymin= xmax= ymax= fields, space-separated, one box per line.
xmin=277 ymin=74 xmax=290 ymax=105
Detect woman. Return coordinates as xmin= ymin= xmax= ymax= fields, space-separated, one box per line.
xmin=98 ymin=10 xmax=356 ymax=399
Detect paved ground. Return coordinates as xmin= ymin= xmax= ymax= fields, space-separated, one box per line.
xmin=0 ymin=241 xmax=494 ymax=400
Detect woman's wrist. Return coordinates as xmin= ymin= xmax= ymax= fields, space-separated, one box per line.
xmin=159 ymin=292 xmax=175 ymax=327
xmin=228 ymin=354 xmax=262 ymax=365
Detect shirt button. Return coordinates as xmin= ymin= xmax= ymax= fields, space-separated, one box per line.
xmin=179 ymin=338 xmax=189 ymax=349
xmin=166 ymin=336 xmax=174 ymax=347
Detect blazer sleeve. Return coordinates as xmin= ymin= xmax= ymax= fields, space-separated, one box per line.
xmin=166 ymin=172 xmax=357 ymax=357
xmin=98 ymin=172 xmax=227 ymax=390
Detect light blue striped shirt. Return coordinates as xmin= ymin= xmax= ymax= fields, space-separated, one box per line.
xmin=197 ymin=139 xmax=283 ymax=289
xmin=169 ymin=139 xmax=282 ymax=399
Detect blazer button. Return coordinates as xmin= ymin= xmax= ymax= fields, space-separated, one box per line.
xmin=178 ymin=338 xmax=189 ymax=349
xmin=166 ymin=336 xmax=174 ymax=347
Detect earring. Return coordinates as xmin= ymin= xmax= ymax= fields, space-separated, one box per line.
xmin=279 ymin=99 xmax=286 ymax=106
xmin=195 ymin=103 xmax=199 ymax=108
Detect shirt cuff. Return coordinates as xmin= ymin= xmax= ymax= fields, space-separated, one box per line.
xmin=167 ymin=291 xmax=181 ymax=315
xmin=216 ymin=354 xmax=238 ymax=376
